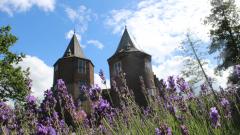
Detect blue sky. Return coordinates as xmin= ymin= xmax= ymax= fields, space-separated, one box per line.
xmin=1 ymin=0 xmax=238 ymax=99
xmin=0 ymin=0 xmax=139 ymax=76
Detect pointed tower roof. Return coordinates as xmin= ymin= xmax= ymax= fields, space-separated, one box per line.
xmin=63 ymin=34 xmax=85 ymax=58
xmin=114 ymin=27 xmax=140 ymax=54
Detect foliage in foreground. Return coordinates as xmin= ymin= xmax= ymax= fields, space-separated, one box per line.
xmin=0 ymin=25 xmax=30 ymax=102
xmin=0 ymin=69 xmax=240 ymax=135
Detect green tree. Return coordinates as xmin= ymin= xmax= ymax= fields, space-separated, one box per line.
xmin=205 ymin=0 xmax=240 ymax=70
xmin=180 ymin=33 xmax=217 ymax=98
xmin=0 ymin=25 xmax=30 ymax=102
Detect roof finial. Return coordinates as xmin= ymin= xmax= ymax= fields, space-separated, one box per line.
xmin=73 ymin=27 xmax=76 ymax=35
xmin=125 ymin=25 xmax=127 ymax=30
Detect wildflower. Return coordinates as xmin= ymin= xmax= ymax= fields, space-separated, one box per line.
xmin=75 ymin=110 xmax=87 ymax=122
xmin=89 ymin=85 xmax=102 ymax=101
xmin=220 ymin=98 xmax=229 ymax=107
xmin=99 ymin=69 xmax=106 ymax=84
xmin=220 ymin=98 xmax=231 ymax=118
xmin=0 ymin=102 xmax=13 ymax=125
xmin=26 ymin=95 xmax=36 ymax=104
xmin=209 ymin=107 xmax=220 ymax=128
xmin=200 ymin=84 xmax=208 ymax=95
xmin=57 ymin=79 xmax=67 ymax=91
xmin=167 ymin=76 xmax=176 ymax=92
xmin=97 ymin=99 xmax=110 ymax=113
xmin=98 ymin=124 xmax=107 ymax=134
xmin=155 ymin=124 xmax=172 ymax=135
xmin=155 ymin=128 xmax=160 ymax=135
xmin=48 ymin=126 xmax=57 ymax=135
xmin=180 ymin=125 xmax=189 ymax=135
xmin=176 ymin=77 xmax=189 ymax=93
xmin=41 ymin=89 xmax=57 ymax=114
xmin=235 ymin=65 xmax=240 ymax=78
xmin=187 ymin=92 xmax=194 ymax=100
xmin=36 ymin=123 xmax=48 ymax=134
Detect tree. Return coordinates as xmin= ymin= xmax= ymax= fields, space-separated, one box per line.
xmin=180 ymin=33 xmax=209 ymax=86
xmin=180 ymin=33 xmax=218 ymax=98
xmin=0 ymin=25 xmax=30 ymax=102
xmin=205 ymin=0 xmax=240 ymax=70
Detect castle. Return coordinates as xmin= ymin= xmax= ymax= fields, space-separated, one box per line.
xmin=53 ymin=27 xmax=159 ymax=107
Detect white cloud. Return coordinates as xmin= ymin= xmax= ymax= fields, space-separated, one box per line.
xmin=106 ymin=0 xmax=212 ymax=63
xmin=106 ymin=0 xmax=239 ymax=88
xmin=0 ymin=0 xmax=55 ymax=16
xmin=65 ymin=5 xmax=96 ymax=33
xmin=94 ymin=73 xmax=110 ymax=89
xmin=87 ymin=40 xmax=104 ymax=49
xmin=152 ymin=56 xmax=231 ymax=89
xmin=17 ymin=55 xmax=53 ymax=100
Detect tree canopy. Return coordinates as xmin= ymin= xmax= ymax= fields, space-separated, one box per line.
xmin=205 ymin=0 xmax=240 ymax=70
xmin=0 ymin=25 xmax=30 ymax=102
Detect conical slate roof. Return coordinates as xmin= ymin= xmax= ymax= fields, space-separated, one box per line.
xmin=114 ymin=27 xmax=140 ymax=54
xmin=63 ymin=34 xmax=85 ymax=58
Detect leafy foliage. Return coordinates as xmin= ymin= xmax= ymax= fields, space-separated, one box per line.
xmin=0 ymin=26 xmax=30 ymax=102
xmin=205 ymin=0 xmax=240 ymax=70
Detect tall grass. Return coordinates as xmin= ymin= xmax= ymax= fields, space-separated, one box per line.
xmin=0 ymin=74 xmax=240 ymax=135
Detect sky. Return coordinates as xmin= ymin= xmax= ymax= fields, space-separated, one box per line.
xmin=1 ymin=0 xmax=239 ymax=100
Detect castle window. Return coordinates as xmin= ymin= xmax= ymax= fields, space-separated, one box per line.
xmin=54 ymin=64 xmax=58 ymax=72
xmin=145 ymin=61 xmax=151 ymax=72
xmin=114 ymin=61 xmax=122 ymax=75
xmin=78 ymin=60 xmax=86 ymax=73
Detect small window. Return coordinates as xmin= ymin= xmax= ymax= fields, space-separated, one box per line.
xmin=78 ymin=60 xmax=86 ymax=73
xmin=145 ymin=61 xmax=151 ymax=72
xmin=54 ymin=64 xmax=58 ymax=72
xmin=114 ymin=61 xmax=122 ymax=75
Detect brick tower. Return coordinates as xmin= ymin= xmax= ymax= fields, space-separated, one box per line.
xmin=108 ymin=27 xmax=156 ymax=107
xmin=53 ymin=33 xmax=94 ymax=103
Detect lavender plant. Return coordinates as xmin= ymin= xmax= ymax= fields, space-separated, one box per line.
xmin=0 ymin=76 xmax=239 ymax=135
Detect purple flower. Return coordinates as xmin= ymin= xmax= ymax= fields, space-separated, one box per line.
xmin=36 ymin=123 xmax=48 ymax=135
xmin=167 ymin=76 xmax=176 ymax=92
xmin=88 ymin=85 xmax=102 ymax=101
xmin=155 ymin=124 xmax=172 ymax=135
xmin=209 ymin=107 xmax=220 ymax=128
xmin=36 ymin=123 xmax=57 ymax=135
xmin=180 ymin=125 xmax=189 ymax=135
xmin=57 ymin=79 xmax=67 ymax=90
xmin=155 ymin=128 xmax=161 ymax=135
xmin=220 ymin=98 xmax=229 ymax=107
xmin=200 ymin=84 xmax=208 ymax=95
xmin=235 ymin=65 xmax=240 ymax=78
xmin=41 ymin=89 xmax=57 ymax=114
xmin=96 ymin=99 xmax=110 ymax=113
xmin=26 ymin=95 xmax=36 ymax=104
xmin=187 ymin=92 xmax=194 ymax=100
xmin=48 ymin=126 xmax=57 ymax=135
xmin=176 ymin=77 xmax=189 ymax=93
xmin=99 ymin=69 xmax=106 ymax=84
xmin=220 ymin=98 xmax=231 ymax=118
xmin=0 ymin=102 xmax=13 ymax=125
